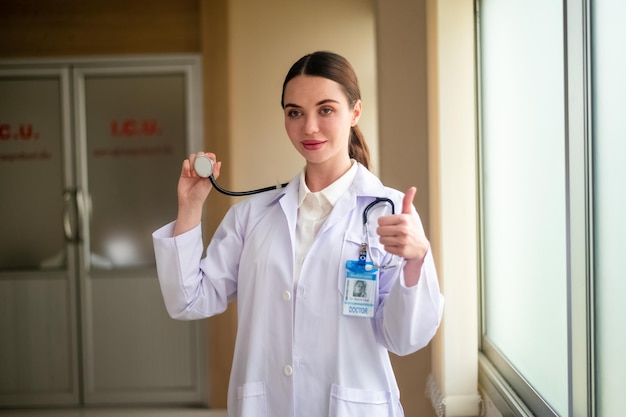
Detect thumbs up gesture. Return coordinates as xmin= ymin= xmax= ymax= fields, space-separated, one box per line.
xmin=376 ymin=187 xmax=430 ymax=282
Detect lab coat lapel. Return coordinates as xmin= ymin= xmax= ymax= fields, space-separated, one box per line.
xmin=275 ymin=172 xmax=301 ymax=258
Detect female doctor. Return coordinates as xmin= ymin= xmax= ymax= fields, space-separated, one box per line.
xmin=152 ymin=51 xmax=444 ymax=417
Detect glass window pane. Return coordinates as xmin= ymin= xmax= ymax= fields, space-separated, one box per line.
xmin=84 ymin=74 xmax=186 ymax=269
xmin=592 ymin=2 xmax=626 ymax=415
xmin=480 ymin=0 xmax=568 ymax=414
xmin=0 ymin=76 xmax=65 ymax=270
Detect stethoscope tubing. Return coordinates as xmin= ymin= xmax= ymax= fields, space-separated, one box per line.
xmin=362 ymin=197 xmax=395 ymax=224
xmin=207 ymin=175 xmax=289 ymax=197
xmin=194 ymin=154 xmax=401 ymax=269
xmin=194 ymin=155 xmax=288 ymax=197
xmin=362 ymin=197 xmax=402 ymax=270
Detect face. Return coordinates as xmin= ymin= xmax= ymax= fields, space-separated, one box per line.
xmin=283 ymin=75 xmax=361 ymax=169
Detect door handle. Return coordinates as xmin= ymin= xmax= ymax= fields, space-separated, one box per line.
xmin=76 ymin=188 xmax=91 ymax=243
xmin=63 ymin=188 xmax=91 ymax=243
xmin=63 ymin=188 xmax=78 ymax=243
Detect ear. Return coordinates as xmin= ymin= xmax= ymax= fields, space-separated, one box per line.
xmin=351 ymin=99 xmax=362 ymax=127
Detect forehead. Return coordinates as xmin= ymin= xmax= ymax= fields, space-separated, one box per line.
xmin=283 ymin=75 xmax=347 ymax=105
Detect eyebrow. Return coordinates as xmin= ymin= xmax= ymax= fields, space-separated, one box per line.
xmin=283 ymin=98 xmax=341 ymax=109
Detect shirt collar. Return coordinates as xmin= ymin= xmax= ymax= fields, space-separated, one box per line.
xmin=298 ymin=160 xmax=358 ymax=207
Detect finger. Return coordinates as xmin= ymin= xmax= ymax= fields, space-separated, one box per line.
xmin=188 ymin=153 xmax=198 ymax=177
xmin=181 ymin=157 xmax=191 ymax=176
xmin=402 ymin=186 xmax=417 ymax=214
xmin=213 ymin=161 xmax=222 ymax=180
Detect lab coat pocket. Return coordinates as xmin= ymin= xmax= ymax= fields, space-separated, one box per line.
xmin=343 ymin=228 xmax=385 ymax=258
xmin=328 ymin=384 xmax=392 ymax=417
xmin=340 ymin=231 xmax=385 ymax=294
xmin=237 ymin=381 xmax=267 ymax=417
xmin=341 ymin=229 xmax=384 ymax=266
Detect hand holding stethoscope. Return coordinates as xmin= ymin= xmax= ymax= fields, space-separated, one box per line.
xmin=174 ymin=152 xmax=288 ymax=235
xmin=180 ymin=152 xmax=222 ymax=201
xmin=375 ymin=186 xmax=430 ymax=286
xmin=173 ymin=152 xmax=223 ymax=235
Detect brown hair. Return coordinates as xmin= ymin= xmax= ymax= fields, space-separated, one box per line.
xmin=281 ymin=51 xmax=371 ymax=169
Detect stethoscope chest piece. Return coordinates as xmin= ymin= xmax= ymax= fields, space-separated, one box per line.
xmin=194 ymin=155 xmax=215 ymax=178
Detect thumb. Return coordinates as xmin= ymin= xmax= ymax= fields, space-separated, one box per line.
xmin=402 ymin=187 xmax=417 ymax=214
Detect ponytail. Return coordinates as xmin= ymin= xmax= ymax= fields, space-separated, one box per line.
xmin=349 ymin=125 xmax=370 ymax=169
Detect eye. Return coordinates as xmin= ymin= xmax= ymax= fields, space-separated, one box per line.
xmin=287 ymin=109 xmax=302 ymax=118
xmin=320 ymin=106 xmax=333 ymax=116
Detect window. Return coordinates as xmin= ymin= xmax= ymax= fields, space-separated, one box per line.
xmin=478 ymin=0 xmax=625 ymax=416
xmin=478 ymin=0 xmax=568 ymax=415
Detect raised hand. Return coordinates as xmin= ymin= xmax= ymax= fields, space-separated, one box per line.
xmin=174 ymin=152 xmax=221 ymax=236
xmin=376 ymin=187 xmax=430 ymax=286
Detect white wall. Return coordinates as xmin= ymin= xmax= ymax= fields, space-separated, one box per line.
xmin=426 ymin=0 xmax=481 ymax=415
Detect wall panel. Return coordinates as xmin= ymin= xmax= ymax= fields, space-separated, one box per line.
xmin=0 ymin=0 xmax=200 ymax=58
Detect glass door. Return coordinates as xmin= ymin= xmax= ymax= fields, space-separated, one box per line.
xmin=73 ymin=61 xmax=206 ymax=405
xmin=0 ymin=57 xmax=206 ymax=408
xmin=0 ymin=68 xmax=80 ymax=407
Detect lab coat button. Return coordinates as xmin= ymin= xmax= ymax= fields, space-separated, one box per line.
xmin=284 ymin=365 xmax=293 ymax=376
xmin=282 ymin=291 xmax=291 ymax=301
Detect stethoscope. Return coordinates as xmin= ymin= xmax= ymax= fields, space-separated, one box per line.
xmin=194 ymin=155 xmax=289 ymax=197
xmin=361 ymin=198 xmax=402 ymax=270
xmin=195 ymin=154 xmax=401 ymax=270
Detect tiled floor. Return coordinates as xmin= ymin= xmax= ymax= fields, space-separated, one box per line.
xmin=0 ymin=409 xmax=227 ymax=417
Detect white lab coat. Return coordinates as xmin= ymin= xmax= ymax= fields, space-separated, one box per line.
xmin=152 ymin=163 xmax=443 ymax=417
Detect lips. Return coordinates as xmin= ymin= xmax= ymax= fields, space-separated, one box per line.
xmin=301 ymin=140 xmax=326 ymax=151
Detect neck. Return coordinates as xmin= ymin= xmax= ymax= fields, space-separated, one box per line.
xmin=305 ymin=158 xmax=352 ymax=192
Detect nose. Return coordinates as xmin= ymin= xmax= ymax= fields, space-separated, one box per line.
xmin=304 ymin=114 xmax=319 ymax=134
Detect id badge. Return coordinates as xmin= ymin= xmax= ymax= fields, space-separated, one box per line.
xmin=343 ymin=260 xmax=378 ymax=318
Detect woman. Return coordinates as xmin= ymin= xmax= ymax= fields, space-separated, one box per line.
xmin=153 ymin=51 xmax=443 ymax=417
